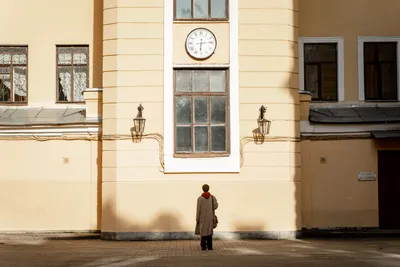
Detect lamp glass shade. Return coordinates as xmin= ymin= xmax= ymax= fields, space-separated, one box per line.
xmin=133 ymin=118 xmax=146 ymax=134
xmin=258 ymin=119 xmax=270 ymax=135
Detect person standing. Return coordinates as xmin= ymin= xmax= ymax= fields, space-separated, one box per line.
xmin=195 ymin=184 xmax=218 ymax=250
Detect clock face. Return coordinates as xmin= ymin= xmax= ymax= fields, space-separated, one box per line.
xmin=185 ymin=28 xmax=217 ymax=60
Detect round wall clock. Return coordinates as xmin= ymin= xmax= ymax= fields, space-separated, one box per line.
xmin=185 ymin=28 xmax=217 ymax=60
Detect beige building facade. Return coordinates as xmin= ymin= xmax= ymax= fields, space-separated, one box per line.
xmin=0 ymin=0 xmax=399 ymax=239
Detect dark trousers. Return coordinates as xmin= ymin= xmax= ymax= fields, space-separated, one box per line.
xmin=200 ymin=235 xmax=213 ymax=250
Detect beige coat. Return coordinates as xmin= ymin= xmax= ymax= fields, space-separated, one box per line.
xmin=195 ymin=195 xmax=218 ymax=236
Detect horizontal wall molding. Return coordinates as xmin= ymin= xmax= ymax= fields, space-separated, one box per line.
xmin=0 ymin=127 xmax=100 ymax=136
xmin=301 ymin=121 xmax=400 ymax=134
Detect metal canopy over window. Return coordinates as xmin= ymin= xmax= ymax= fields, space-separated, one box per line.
xmin=371 ymin=131 xmax=400 ymax=139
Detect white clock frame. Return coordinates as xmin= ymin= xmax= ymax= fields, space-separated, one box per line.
xmin=185 ymin=27 xmax=217 ymax=60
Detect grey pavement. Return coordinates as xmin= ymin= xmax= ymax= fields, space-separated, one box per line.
xmin=1 ymin=238 xmax=400 ymax=266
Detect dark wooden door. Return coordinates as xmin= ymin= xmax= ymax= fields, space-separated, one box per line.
xmin=378 ymin=150 xmax=400 ymax=229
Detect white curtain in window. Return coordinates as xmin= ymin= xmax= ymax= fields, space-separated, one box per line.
xmin=0 ymin=54 xmax=11 ymax=64
xmin=59 ymin=69 xmax=72 ymax=101
xmin=1 ymin=77 xmax=11 ymax=89
xmin=73 ymin=67 xmax=87 ymax=101
xmin=13 ymin=67 xmax=27 ymax=97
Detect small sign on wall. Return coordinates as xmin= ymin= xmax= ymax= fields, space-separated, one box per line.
xmin=358 ymin=172 xmax=377 ymax=181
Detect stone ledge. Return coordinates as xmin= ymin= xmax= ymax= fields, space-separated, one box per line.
xmin=302 ymin=228 xmax=400 ymax=239
xmin=0 ymin=231 xmax=101 ymax=241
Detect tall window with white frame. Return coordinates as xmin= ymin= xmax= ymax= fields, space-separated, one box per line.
xmin=174 ymin=69 xmax=229 ymax=157
xmin=304 ymin=43 xmax=338 ymax=101
xmin=0 ymin=46 xmax=28 ymax=104
xmin=363 ymin=42 xmax=398 ymax=101
xmin=56 ymin=45 xmax=89 ymax=103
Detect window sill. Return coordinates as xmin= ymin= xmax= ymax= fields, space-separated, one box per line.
xmin=55 ymin=101 xmax=85 ymax=104
xmin=0 ymin=102 xmax=28 ymax=106
xmin=173 ymin=152 xmax=230 ymax=158
xmin=173 ymin=20 xmax=229 ymax=24
xmin=364 ymin=100 xmax=399 ymax=103
xmin=311 ymin=100 xmax=338 ymax=103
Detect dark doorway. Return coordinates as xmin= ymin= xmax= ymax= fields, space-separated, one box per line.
xmin=378 ymin=150 xmax=400 ymax=229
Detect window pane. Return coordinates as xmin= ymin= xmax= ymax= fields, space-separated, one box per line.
xmin=364 ymin=43 xmax=376 ymax=62
xmin=211 ymin=96 xmax=226 ymax=124
xmin=13 ymin=66 xmax=27 ymax=102
xmin=378 ymin=43 xmax=397 ymax=62
xmin=0 ymin=67 xmax=11 ymax=102
xmin=176 ymin=96 xmax=192 ymax=124
xmin=73 ymin=66 xmax=88 ymax=102
xmin=194 ymin=97 xmax=208 ymax=124
xmin=0 ymin=47 xmax=12 ymax=54
xmin=176 ymin=126 xmax=192 ymax=152
xmin=211 ymin=0 xmax=226 ymax=18
xmin=365 ymin=64 xmax=379 ymax=100
xmin=381 ymin=63 xmax=398 ymax=100
xmin=176 ymin=0 xmax=192 ymax=19
xmin=58 ymin=66 xmax=72 ymax=101
xmin=73 ymin=47 xmax=88 ymax=65
xmin=193 ymin=70 xmax=209 ymax=91
xmin=194 ymin=0 xmax=208 ymax=18
xmin=195 ymin=126 xmax=208 ymax=152
xmin=12 ymin=53 xmax=27 ymax=65
xmin=13 ymin=47 xmax=27 ymax=54
xmin=304 ymin=44 xmax=337 ymax=63
xmin=321 ymin=63 xmax=337 ymax=101
xmin=176 ymin=70 xmax=192 ymax=92
xmin=58 ymin=52 xmax=72 ymax=65
xmin=211 ymin=126 xmax=226 ymax=152
xmin=0 ymin=53 xmax=11 ymax=64
xmin=305 ymin=64 xmax=318 ymax=99
xmin=210 ymin=70 xmax=225 ymax=92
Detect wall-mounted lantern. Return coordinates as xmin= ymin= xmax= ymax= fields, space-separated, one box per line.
xmin=257 ymin=105 xmax=271 ymax=135
xmin=133 ymin=104 xmax=146 ymax=134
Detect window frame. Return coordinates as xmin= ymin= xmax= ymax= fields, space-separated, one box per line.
xmin=164 ymin=0 xmax=239 ymax=173
xmin=358 ymin=36 xmax=400 ymax=102
xmin=0 ymin=45 xmax=28 ymax=105
xmin=173 ymin=68 xmax=230 ymax=158
xmin=174 ymin=0 xmax=229 ymax=21
xmin=299 ymin=37 xmax=344 ymax=102
xmin=56 ymin=45 xmax=89 ymax=104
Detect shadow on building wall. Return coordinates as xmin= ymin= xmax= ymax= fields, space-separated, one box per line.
xmin=94 ymin=0 xmax=103 ymax=230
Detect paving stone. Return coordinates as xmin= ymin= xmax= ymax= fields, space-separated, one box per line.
xmin=1 ymin=238 xmax=400 ymax=266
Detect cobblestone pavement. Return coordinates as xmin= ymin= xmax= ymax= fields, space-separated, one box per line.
xmin=2 ymin=238 xmax=400 ymax=266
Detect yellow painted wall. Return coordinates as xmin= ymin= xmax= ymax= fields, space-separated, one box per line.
xmin=299 ymin=0 xmax=400 ymax=101
xmin=0 ymin=0 xmax=103 ymax=104
xmin=0 ymin=0 xmax=103 ymax=231
xmin=0 ymin=140 xmax=100 ymax=231
xmin=102 ymin=0 xmax=301 ymax=235
xmin=301 ymin=139 xmax=400 ymax=228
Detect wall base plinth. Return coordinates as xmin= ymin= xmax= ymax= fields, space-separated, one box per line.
xmin=101 ymin=231 xmax=302 ymax=241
